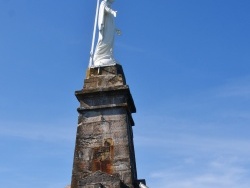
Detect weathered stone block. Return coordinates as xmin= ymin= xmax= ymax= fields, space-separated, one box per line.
xmin=71 ymin=65 xmax=138 ymax=188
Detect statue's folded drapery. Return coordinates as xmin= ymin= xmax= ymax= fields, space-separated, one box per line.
xmin=93 ymin=0 xmax=117 ymax=67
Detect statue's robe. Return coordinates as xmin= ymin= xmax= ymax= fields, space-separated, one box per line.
xmin=93 ymin=1 xmax=116 ymax=66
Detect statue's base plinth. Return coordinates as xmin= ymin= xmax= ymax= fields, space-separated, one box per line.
xmin=71 ymin=64 xmax=141 ymax=188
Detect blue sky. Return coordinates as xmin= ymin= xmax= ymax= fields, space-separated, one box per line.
xmin=0 ymin=0 xmax=250 ymax=187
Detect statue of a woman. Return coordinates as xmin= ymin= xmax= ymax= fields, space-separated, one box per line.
xmin=93 ymin=0 xmax=120 ymax=67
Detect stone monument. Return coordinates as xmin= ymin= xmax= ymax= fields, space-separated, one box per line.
xmin=70 ymin=1 xmax=146 ymax=188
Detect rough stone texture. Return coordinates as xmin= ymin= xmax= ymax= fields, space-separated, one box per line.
xmin=78 ymin=171 xmax=128 ymax=188
xmin=71 ymin=65 xmax=139 ymax=188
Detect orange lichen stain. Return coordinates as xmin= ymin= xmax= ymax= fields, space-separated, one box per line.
xmin=92 ymin=138 xmax=114 ymax=174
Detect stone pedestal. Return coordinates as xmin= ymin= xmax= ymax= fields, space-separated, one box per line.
xmin=71 ymin=65 xmax=139 ymax=188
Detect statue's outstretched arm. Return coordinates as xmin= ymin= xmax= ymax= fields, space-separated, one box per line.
xmin=104 ymin=6 xmax=117 ymax=17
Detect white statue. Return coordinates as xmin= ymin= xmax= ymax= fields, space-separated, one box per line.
xmin=90 ymin=0 xmax=121 ymax=67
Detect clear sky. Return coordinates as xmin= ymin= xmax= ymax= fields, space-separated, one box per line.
xmin=0 ymin=0 xmax=250 ymax=187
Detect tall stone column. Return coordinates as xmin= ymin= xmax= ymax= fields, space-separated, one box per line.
xmin=70 ymin=64 xmax=140 ymax=188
